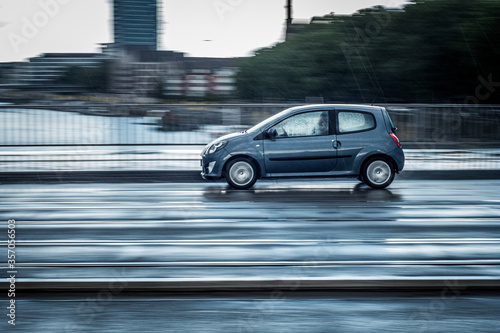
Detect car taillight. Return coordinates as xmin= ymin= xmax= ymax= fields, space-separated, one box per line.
xmin=389 ymin=133 xmax=401 ymax=148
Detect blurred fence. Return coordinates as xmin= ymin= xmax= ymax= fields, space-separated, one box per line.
xmin=385 ymin=104 xmax=500 ymax=147
xmin=0 ymin=103 xmax=499 ymax=172
xmin=1 ymin=103 xmax=499 ymax=146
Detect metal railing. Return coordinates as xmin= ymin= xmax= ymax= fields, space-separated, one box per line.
xmin=1 ymin=103 xmax=499 ymax=172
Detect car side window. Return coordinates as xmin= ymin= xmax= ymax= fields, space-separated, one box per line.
xmin=272 ymin=111 xmax=329 ymax=138
xmin=338 ymin=111 xmax=375 ymax=133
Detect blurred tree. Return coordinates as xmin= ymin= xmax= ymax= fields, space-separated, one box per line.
xmin=57 ymin=61 xmax=110 ymax=93
xmin=237 ymin=0 xmax=500 ymax=103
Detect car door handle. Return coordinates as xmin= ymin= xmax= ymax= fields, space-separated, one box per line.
xmin=332 ymin=140 xmax=341 ymax=149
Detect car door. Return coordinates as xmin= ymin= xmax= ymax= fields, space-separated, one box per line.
xmin=263 ymin=110 xmax=338 ymax=174
xmin=334 ymin=110 xmax=378 ymax=171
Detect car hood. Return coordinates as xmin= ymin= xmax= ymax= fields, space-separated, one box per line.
xmin=209 ymin=131 xmax=247 ymax=145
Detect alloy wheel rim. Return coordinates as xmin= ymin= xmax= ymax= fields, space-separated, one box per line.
xmin=229 ymin=161 xmax=254 ymax=186
xmin=367 ymin=160 xmax=391 ymax=185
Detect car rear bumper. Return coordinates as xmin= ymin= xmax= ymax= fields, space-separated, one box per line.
xmin=392 ymin=147 xmax=405 ymax=172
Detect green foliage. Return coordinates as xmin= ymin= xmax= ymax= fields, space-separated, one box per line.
xmin=237 ymin=0 xmax=500 ymax=103
xmin=57 ymin=61 xmax=110 ymax=93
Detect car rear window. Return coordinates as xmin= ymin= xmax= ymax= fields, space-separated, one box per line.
xmin=338 ymin=111 xmax=376 ymax=133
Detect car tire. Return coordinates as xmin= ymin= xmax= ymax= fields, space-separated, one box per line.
xmin=362 ymin=157 xmax=395 ymax=189
xmin=225 ymin=158 xmax=258 ymax=190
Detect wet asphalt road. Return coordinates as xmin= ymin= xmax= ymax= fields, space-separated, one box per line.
xmin=3 ymin=290 xmax=500 ymax=333
xmin=1 ymin=178 xmax=500 ymax=332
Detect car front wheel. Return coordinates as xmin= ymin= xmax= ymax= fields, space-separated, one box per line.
xmin=225 ymin=158 xmax=258 ymax=190
xmin=362 ymin=157 xmax=395 ymax=189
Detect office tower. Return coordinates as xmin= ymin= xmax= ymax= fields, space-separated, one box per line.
xmin=113 ymin=0 xmax=159 ymax=50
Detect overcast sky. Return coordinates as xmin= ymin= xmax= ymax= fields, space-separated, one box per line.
xmin=0 ymin=0 xmax=409 ymax=62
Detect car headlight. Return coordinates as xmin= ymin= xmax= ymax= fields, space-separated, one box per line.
xmin=207 ymin=141 xmax=228 ymax=155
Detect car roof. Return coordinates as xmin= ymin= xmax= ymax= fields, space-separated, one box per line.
xmin=248 ymin=104 xmax=385 ymax=134
xmin=290 ymin=104 xmax=383 ymax=112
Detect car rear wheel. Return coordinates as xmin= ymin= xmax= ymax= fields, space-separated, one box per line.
xmin=362 ymin=157 xmax=395 ymax=189
xmin=225 ymin=158 xmax=258 ymax=190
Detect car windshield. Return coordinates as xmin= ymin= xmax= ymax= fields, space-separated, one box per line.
xmin=246 ymin=107 xmax=299 ymax=134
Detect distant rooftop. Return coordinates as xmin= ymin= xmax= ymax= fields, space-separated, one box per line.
xmin=32 ymin=53 xmax=106 ymax=59
xmin=119 ymin=45 xmax=184 ymax=62
xmin=184 ymin=58 xmax=239 ymax=71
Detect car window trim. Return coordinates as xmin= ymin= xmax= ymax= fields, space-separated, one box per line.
xmin=263 ymin=110 xmax=335 ymax=139
xmin=336 ymin=110 xmax=377 ymax=135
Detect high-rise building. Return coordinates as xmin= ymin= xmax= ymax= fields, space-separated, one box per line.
xmin=113 ymin=0 xmax=159 ymax=50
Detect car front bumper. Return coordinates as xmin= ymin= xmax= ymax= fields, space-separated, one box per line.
xmin=200 ymin=150 xmax=228 ymax=180
xmin=201 ymin=160 xmax=221 ymax=180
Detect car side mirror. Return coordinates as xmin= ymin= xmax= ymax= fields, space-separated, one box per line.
xmin=266 ymin=128 xmax=277 ymax=140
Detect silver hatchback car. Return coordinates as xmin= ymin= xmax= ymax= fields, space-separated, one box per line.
xmin=201 ymin=104 xmax=404 ymax=189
